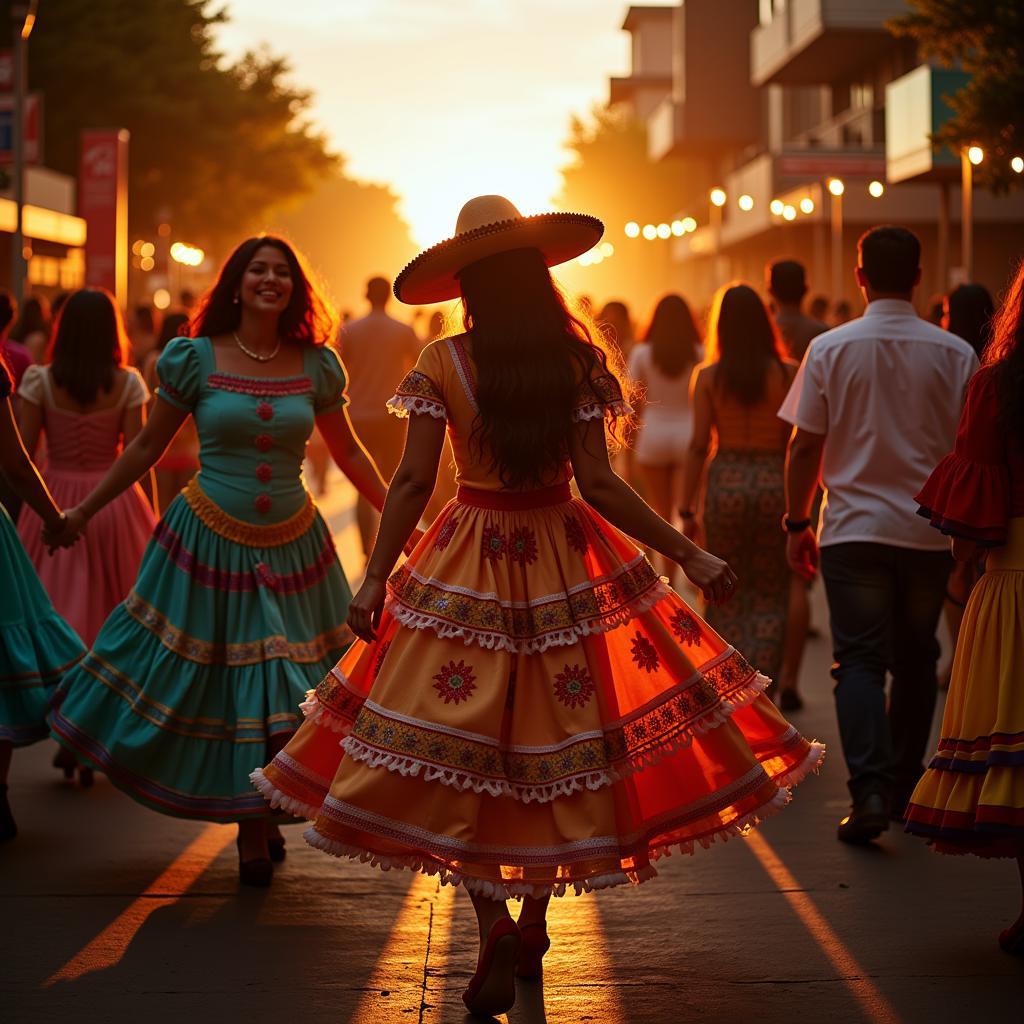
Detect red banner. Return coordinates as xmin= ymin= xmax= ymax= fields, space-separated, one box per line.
xmin=79 ymin=129 xmax=129 ymax=304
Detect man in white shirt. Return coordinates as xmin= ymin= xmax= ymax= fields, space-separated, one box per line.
xmin=338 ymin=277 xmax=422 ymax=556
xmin=779 ymin=226 xmax=978 ymax=844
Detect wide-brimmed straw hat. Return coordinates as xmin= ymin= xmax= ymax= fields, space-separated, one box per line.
xmin=394 ymin=195 xmax=603 ymax=305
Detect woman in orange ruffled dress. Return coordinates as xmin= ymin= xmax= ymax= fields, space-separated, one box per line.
xmin=909 ymin=261 xmax=1024 ymax=956
xmin=253 ymin=196 xmax=824 ymax=1016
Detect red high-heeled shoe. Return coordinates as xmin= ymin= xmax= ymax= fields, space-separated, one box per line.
xmin=516 ymin=922 xmax=550 ymax=979
xmin=462 ymin=918 xmax=521 ymax=1017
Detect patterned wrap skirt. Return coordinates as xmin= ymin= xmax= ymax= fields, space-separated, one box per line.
xmin=702 ymin=449 xmax=790 ymax=683
xmin=905 ymin=517 xmax=1024 ymax=857
xmin=0 ymin=505 xmax=84 ymax=746
xmin=253 ymin=482 xmax=824 ymax=899
xmin=50 ymin=479 xmax=352 ymax=821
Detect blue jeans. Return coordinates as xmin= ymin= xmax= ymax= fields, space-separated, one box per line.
xmin=820 ymin=542 xmax=951 ymax=804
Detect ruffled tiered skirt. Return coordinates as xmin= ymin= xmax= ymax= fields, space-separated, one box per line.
xmin=50 ymin=480 xmax=352 ymax=820
xmin=0 ymin=505 xmax=84 ymax=746
xmin=906 ymin=518 xmax=1024 ymax=857
xmin=254 ymin=483 xmax=824 ymax=898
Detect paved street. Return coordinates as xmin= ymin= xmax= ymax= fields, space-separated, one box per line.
xmin=4 ymin=475 xmax=1022 ymax=1023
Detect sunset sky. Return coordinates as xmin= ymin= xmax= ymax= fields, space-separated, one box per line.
xmin=216 ymin=0 xmax=640 ymax=246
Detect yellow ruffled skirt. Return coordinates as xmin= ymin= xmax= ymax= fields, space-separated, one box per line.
xmin=906 ymin=517 xmax=1024 ymax=857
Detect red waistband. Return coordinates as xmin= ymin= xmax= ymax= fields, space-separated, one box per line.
xmin=455 ymin=482 xmax=572 ymax=511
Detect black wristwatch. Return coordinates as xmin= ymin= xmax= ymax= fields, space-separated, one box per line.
xmin=782 ymin=515 xmax=812 ymax=533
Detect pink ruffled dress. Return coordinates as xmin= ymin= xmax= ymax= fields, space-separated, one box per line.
xmin=17 ymin=365 xmax=156 ymax=646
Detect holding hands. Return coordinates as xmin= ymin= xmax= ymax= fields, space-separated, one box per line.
xmin=42 ymin=506 xmax=88 ymax=552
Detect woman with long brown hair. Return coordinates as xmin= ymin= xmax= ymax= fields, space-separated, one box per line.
xmin=17 ymin=289 xmax=156 ymax=650
xmin=681 ymin=283 xmax=799 ymax=704
xmin=253 ymin=198 xmax=822 ymax=1017
xmin=628 ymin=293 xmax=702 ymax=575
xmin=48 ymin=236 xmax=392 ymax=885
xmin=909 ymin=260 xmax=1024 ymax=955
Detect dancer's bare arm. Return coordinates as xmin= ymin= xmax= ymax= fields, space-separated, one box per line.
xmin=315 ymin=407 xmax=389 ymax=513
xmin=569 ymin=415 xmax=736 ymax=604
xmin=346 ymin=413 xmax=446 ymax=642
xmin=0 ymin=398 xmax=64 ymax=532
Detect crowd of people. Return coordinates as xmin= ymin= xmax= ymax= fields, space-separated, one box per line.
xmin=0 ymin=197 xmax=1021 ymax=1016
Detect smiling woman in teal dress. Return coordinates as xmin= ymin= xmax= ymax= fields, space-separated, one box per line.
xmin=49 ymin=236 xmax=391 ymax=885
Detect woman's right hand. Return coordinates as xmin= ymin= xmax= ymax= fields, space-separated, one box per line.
xmin=677 ymin=544 xmax=738 ymax=605
xmin=346 ymin=575 xmax=387 ymax=644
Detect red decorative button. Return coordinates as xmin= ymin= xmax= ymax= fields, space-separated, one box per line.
xmin=255 ymin=462 xmax=273 ymax=483
xmin=256 ymin=401 xmax=274 ymax=421
xmin=254 ymin=433 xmax=273 ymax=452
xmin=254 ymin=494 xmax=272 ymax=515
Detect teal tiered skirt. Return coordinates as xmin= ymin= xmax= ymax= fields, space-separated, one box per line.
xmin=0 ymin=505 xmax=84 ymax=746
xmin=50 ymin=482 xmax=352 ymax=821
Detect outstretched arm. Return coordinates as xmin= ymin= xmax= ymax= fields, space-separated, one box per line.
xmin=315 ymin=407 xmax=389 ymax=513
xmin=346 ymin=413 xmax=446 ymax=642
xmin=569 ymin=415 xmax=736 ymax=604
xmin=0 ymin=398 xmax=64 ymax=533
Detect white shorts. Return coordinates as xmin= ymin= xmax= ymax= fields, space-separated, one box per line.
xmin=635 ymin=416 xmax=692 ymax=467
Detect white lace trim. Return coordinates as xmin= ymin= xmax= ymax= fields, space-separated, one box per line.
xmin=772 ymin=739 xmax=827 ymax=789
xmin=572 ymin=400 xmax=633 ymax=422
xmin=384 ymin=577 xmax=673 ymax=654
xmin=300 ymin=783 xmax=793 ymax=901
xmin=386 ymin=394 xmax=447 ymax=420
xmin=299 ymin=691 xmax=354 ymax=734
xmin=249 ymin=768 xmax=321 ymax=820
xmin=311 ymin=670 xmax=772 ymax=804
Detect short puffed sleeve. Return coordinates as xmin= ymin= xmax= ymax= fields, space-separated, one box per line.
xmin=915 ymin=366 xmax=1009 ymax=546
xmin=156 ymin=337 xmax=201 ymax=411
xmin=387 ymin=341 xmax=447 ymax=420
xmin=122 ymin=367 xmax=150 ymax=409
xmin=16 ymin=363 xmax=46 ymax=405
xmin=0 ymin=359 xmax=12 ymax=400
xmin=313 ymin=345 xmax=349 ymax=415
xmin=573 ymin=365 xmax=632 ymax=422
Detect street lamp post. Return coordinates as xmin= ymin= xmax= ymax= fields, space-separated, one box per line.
xmin=827 ymin=178 xmax=845 ymax=305
xmin=961 ymin=145 xmax=983 ymax=281
xmin=11 ymin=1 xmax=38 ymax=304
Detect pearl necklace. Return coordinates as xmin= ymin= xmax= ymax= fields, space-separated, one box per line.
xmin=233 ymin=331 xmax=281 ymax=362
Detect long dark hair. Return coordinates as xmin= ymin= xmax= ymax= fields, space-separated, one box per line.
xmin=643 ymin=293 xmax=701 ymax=378
xmin=458 ymin=248 xmax=625 ymax=489
xmin=190 ymin=235 xmax=335 ymax=346
xmin=47 ymin=289 xmax=128 ymax=406
xmin=706 ymin=282 xmax=785 ymax=406
xmin=946 ymin=283 xmax=994 ymax=357
xmin=985 ymin=261 xmax=1024 ymax=446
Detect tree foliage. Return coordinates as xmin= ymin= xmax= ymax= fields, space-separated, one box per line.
xmin=555 ymin=105 xmax=697 ymax=320
xmin=268 ymin=171 xmax=418 ymax=317
xmin=890 ymin=0 xmax=1024 ymax=191
xmin=15 ymin=0 xmax=337 ymax=245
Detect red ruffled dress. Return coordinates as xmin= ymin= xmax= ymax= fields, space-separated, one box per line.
xmin=253 ymin=336 xmax=824 ymax=898
xmin=908 ymin=365 xmax=1024 ymax=855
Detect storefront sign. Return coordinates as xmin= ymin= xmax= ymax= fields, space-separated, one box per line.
xmin=79 ymin=129 xmax=129 ymax=305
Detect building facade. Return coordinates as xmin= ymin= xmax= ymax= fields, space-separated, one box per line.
xmin=611 ymin=0 xmax=1024 ymax=311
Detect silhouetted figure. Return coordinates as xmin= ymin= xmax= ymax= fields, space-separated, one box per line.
xmin=9 ymin=295 xmax=50 ymax=363
xmin=766 ymin=259 xmax=828 ymax=361
xmin=339 ymin=276 xmax=421 ymax=557
xmin=943 ymin=283 xmax=995 ymax=358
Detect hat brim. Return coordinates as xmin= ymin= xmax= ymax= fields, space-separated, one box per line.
xmin=394 ymin=212 xmax=604 ymax=305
